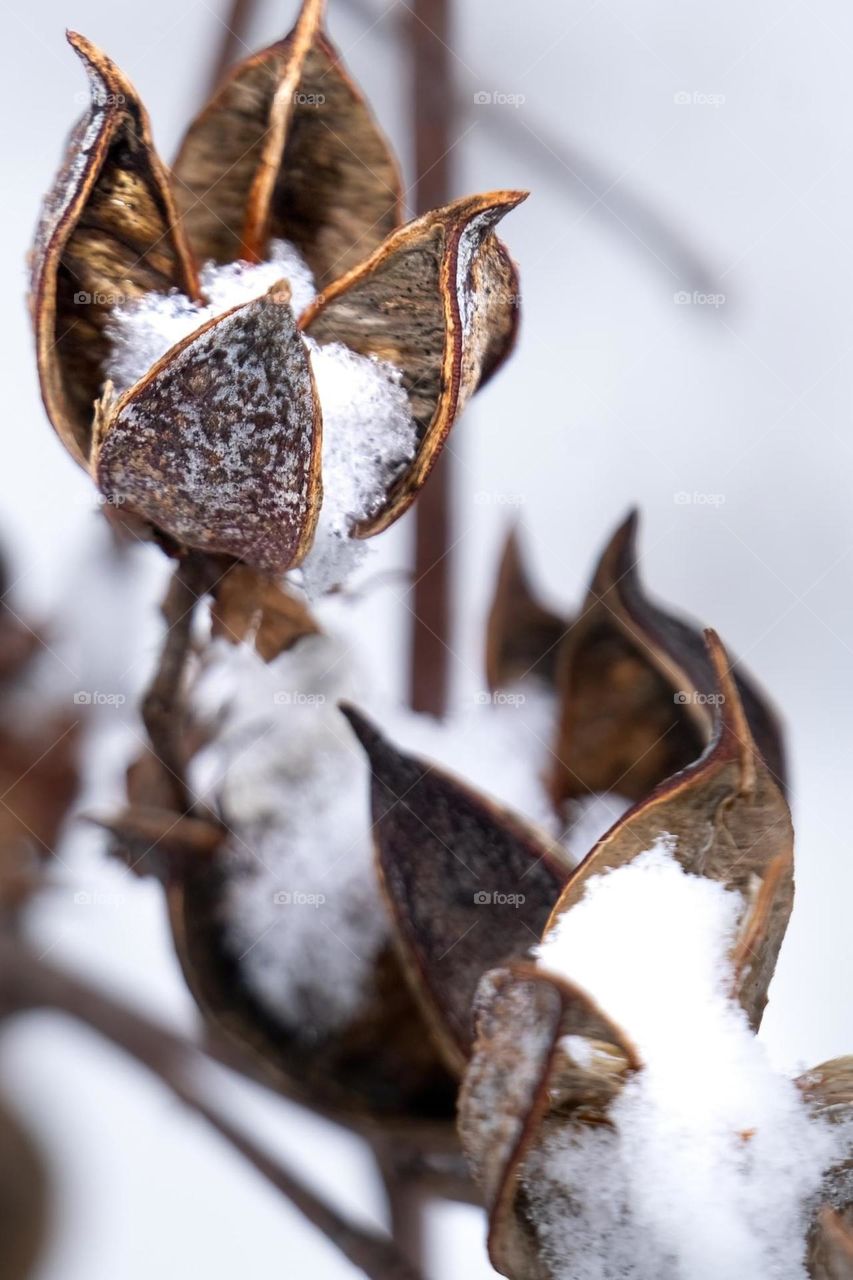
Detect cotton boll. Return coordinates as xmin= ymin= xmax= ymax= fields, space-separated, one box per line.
xmin=298 ymin=340 xmax=416 ymax=596
xmin=534 ymin=845 xmax=841 ymax=1280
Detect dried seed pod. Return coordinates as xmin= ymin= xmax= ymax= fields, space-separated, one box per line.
xmin=93 ymin=285 xmax=322 ymax=574
xmin=167 ymin=854 xmax=458 ymax=1127
xmin=171 ymin=0 xmax=402 ymax=284
xmin=96 ymin=807 xmax=225 ymax=880
xmin=549 ymin=511 xmax=787 ymax=808
xmin=485 ymin=529 xmax=568 ymax=691
xmin=210 ymin=565 xmax=320 ymax=661
xmin=458 ymin=963 xmax=638 ymax=1279
xmin=545 ymin=630 xmax=793 ymax=1032
xmin=0 ymin=1098 xmax=48 ymax=1280
xmin=301 ymin=190 xmax=527 ymax=535
xmin=342 ymin=707 xmax=572 ymax=1074
xmin=30 ymin=32 xmax=199 ymax=465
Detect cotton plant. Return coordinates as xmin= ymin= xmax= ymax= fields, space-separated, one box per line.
xmin=98 ymin=510 xmax=792 ymax=1167
xmin=29 ymin=0 xmax=524 ymax=602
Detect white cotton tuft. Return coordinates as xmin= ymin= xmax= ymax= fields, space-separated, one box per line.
xmin=190 ymin=628 xmax=388 ymax=1036
xmin=298 ymin=339 xmax=416 ymax=596
xmin=105 ymin=240 xmax=318 ymax=394
xmin=532 ymin=843 xmax=841 ymax=1280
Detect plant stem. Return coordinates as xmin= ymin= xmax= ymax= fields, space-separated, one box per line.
xmin=0 ymin=937 xmax=425 ymax=1280
xmin=208 ymin=0 xmax=258 ymax=94
xmin=140 ymin=553 xmax=212 ymax=815
xmin=408 ymin=0 xmax=454 ymax=718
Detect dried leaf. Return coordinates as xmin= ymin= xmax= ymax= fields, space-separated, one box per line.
xmin=171 ymin=0 xmax=401 ymax=285
xmin=93 ymin=284 xmax=322 ymax=574
xmin=301 ymin=190 xmax=526 ymax=536
xmin=544 ymin=630 xmax=793 ymax=1032
xmin=342 ymin=705 xmax=572 ymax=1075
xmin=30 ymin=32 xmax=199 ymax=465
xmin=210 ymin=564 xmax=319 ymax=661
xmin=458 ymin=963 xmax=638 ymax=1279
xmin=485 ymin=528 xmax=568 ymax=691
xmin=549 ymin=511 xmax=787 ymax=808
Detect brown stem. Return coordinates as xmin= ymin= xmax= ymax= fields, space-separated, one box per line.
xmin=0 ymin=938 xmax=425 ymax=1280
xmin=207 ymin=0 xmax=259 ymax=95
xmin=141 ymin=553 xmax=212 ymax=815
xmin=375 ymin=1142 xmax=431 ymax=1272
xmin=407 ymin=0 xmax=454 ymax=718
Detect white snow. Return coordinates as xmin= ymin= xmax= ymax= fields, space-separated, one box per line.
xmin=188 ymin=614 xmax=562 ymax=1036
xmin=104 ymin=244 xmax=416 ymax=593
xmin=532 ymin=842 xmax=841 ymax=1280
xmin=297 ymin=340 xmax=415 ymax=596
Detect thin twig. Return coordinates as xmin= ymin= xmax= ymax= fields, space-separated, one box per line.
xmin=0 ymin=938 xmax=425 ymax=1280
xmin=208 ymin=0 xmax=260 ymax=95
xmin=408 ymin=0 xmax=454 ymax=719
xmin=141 ymin=553 xmax=212 ymax=815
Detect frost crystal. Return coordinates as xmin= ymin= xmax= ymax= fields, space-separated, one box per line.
xmin=105 ymin=242 xmax=416 ymax=593
xmin=533 ymin=844 xmax=841 ymax=1280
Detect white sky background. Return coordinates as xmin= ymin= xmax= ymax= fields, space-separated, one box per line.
xmin=2 ymin=0 xmax=853 ymax=1276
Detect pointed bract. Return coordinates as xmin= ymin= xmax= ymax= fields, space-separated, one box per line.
xmin=93 ymin=285 xmax=322 ymax=573
xmin=30 ymin=32 xmax=199 ymax=465
xmin=171 ymin=0 xmax=402 ymax=284
xmin=302 ymin=191 xmax=527 ymax=536
xmin=343 ymin=706 xmax=572 ymax=1074
xmin=549 ymin=512 xmax=788 ymax=808
xmin=486 ymin=529 xmax=568 ymax=691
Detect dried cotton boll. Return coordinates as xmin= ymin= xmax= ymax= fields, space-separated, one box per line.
xmin=534 ymin=844 xmax=842 ymax=1280
xmin=105 ymin=240 xmax=317 ymax=394
xmin=561 ymin=790 xmax=633 ymax=861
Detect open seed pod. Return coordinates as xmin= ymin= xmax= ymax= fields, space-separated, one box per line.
xmin=485 ymin=528 xmax=568 ymax=692
xmin=30 ymin=4 xmax=525 ymax=576
xmin=547 ymin=511 xmax=787 ymax=811
xmin=458 ymin=634 xmax=796 ymax=1276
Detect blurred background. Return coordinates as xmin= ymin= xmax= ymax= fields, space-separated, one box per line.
xmin=3 ymin=0 xmax=853 ymax=1274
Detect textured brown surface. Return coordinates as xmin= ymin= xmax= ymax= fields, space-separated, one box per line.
xmin=29 ymin=33 xmax=199 ymax=465
xmin=343 ymin=706 xmax=572 ymax=1073
xmin=544 ymin=631 xmax=794 ymax=1033
xmin=301 ymin=191 xmax=526 ymax=536
xmin=459 ymin=963 xmax=638 ymax=1280
xmin=549 ymin=511 xmax=788 ymax=808
xmin=809 ymin=1209 xmax=853 ymax=1280
xmin=94 ymin=286 xmax=322 ymax=574
xmin=171 ymin=0 xmax=401 ymax=284
xmin=210 ymin=564 xmax=319 ymax=660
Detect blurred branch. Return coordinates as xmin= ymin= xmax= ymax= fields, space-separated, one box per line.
xmin=342 ymin=0 xmax=716 ymax=293
xmin=0 ymin=937 xmax=425 ymax=1280
xmin=407 ymin=0 xmax=454 ymax=718
xmin=208 ymin=0 xmax=259 ymax=95
xmin=141 ymin=553 xmax=214 ymax=815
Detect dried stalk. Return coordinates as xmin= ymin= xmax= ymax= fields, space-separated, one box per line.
xmin=208 ymin=0 xmax=259 ymax=95
xmin=0 ymin=936 xmax=425 ymax=1280
xmin=408 ymin=0 xmax=454 ymax=718
xmin=140 ymin=553 xmax=213 ymax=814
